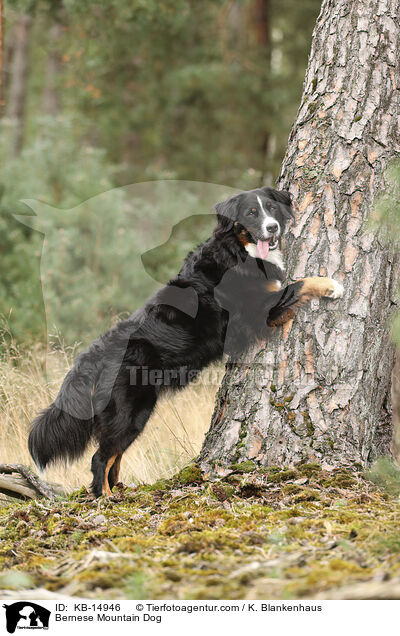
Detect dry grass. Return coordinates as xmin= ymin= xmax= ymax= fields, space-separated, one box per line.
xmin=0 ymin=341 xmax=221 ymax=490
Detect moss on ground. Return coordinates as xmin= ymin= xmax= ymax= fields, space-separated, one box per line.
xmin=1 ymin=462 xmax=400 ymax=600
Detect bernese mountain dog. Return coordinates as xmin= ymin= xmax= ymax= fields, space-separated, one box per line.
xmin=29 ymin=186 xmax=343 ymax=497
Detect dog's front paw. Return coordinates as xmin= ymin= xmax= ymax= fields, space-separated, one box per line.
xmin=324 ymin=279 xmax=344 ymax=299
xmin=300 ymin=276 xmax=344 ymax=300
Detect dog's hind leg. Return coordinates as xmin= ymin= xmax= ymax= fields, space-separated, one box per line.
xmin=108 ymin=453 xmax=122 ymax=490
xmin=91 ymin=394 xmax=157 ymax=498
xmin=102 ymin=455 xmax=117 ymax=496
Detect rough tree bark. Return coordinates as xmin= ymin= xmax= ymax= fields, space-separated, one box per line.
xmin=199 ymin=0 xmax=400 ymax=474
xmin=6 ymin=13 xmax=32 ymax=155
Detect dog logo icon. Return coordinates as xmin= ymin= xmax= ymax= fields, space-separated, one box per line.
xmin=3 ymin=602 xmax=50 ymax=633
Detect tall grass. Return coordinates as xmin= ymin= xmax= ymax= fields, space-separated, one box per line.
xmin=0 ymin=341 xmax=221 ymax=490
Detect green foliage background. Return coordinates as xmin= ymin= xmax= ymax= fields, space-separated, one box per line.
xmin=371 ymin=164 xmax=400 ymax=346
xmin=0 ymin=0 xmax=322 ymax=345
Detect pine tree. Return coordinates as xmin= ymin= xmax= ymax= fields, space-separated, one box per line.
xmin=200 ymin=0 xmax=400 ymax=473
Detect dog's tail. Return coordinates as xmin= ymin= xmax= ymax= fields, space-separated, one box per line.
xmin=28 ymin=347 xmax=104 ymax=469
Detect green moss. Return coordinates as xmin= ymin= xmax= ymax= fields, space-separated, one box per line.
xmin=282 ymin=484 xmax=302 ymax=495
xmin=325 ymin=472 xmax=357 ymax=488
xmin=177 ymin=464 xmax=203 ymax=485
xmin=210 ymin=484 xmax=235 ymax=502
xmin=311 ymin=78 xmax=318 ymax=91
xmin=1 ymin=462 xmax=400 ymax=601
xmin=298 ymin=558 xmax=368 ymax=593
xmin=233 ymin=420 xmax=249 ymax=462
xmin=298 ymin=463 xmax=322 ymax=477
xmin=67 ymin=486 xmax=89 ymax=500
xmin=353 ymin=114 xmax=362 ymax=122
xmin=292 ymin=488 xmax=320 ymax=503
xmin=268 ymin=469 xmax=298 ymax=483
xmin=301 ymin=411 xmax=315 ymax=436
xmin=229 ymin=461 xmax=256 ymax=474
xmin=141 ymin=478 xmax=173 ymax=492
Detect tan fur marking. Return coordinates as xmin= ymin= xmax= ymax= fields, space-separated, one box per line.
xmin=298 ymin=276 xmax=338 ymax=301
xmin=266 ymin=280 xmax=282 ymax=292
xmin=102 ymin=454 xmax=117 ymax=496
xmin=268 ymin=308 xmax=295 ymax=327
xmin=113 ymin=454 xmax=122 ymax=484
xmin=268 ymin=276 xmax=342 ymax=331
xmin=237 ymin=229 xmax=249 ymax=247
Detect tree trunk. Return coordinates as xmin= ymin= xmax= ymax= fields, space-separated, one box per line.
xmin=252 ymin=0 xmax=272 ymax=183
xmin=199 ymin=0 xmax=400 ymax=475
xmin=252 ymin=0 xmax=270 ymax=51
xmin=6 ymin=14 xmax=32 ymax=155
xmin=42 ymin=22 xmax=62 ymax=116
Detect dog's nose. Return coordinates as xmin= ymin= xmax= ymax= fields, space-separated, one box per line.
xmin=266 ymin=222 xmax=279 ymax=234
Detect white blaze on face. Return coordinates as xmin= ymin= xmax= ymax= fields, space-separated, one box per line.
xmin=244 ymin=196 xmax=285 ymax=270
xmin=256 ymin=196 xmax=280 ymax=238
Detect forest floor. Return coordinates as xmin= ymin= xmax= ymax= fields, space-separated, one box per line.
xmin=1 ymin=460 xmax=400 ymax=600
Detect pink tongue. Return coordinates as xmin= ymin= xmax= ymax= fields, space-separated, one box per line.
xmin=257 ymin=239 xmax=270 ymax=259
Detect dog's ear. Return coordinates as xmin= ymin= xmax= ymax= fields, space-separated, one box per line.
xmin=215 ymin=195 xmax=240 ymax=233
xmin=261 ymin=187 xmax=294 ymax=219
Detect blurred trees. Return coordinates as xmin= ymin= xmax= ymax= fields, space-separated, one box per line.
xmin=0 ymin=0 xmax=322 ymax=343
xmin=0 ymin=1 xmax=3 ymax=116
xmin=6 ymin=13 xmax=31 ymax=155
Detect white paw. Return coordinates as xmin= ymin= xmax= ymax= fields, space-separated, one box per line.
xmin=327 ymin=279 xmax=344 ymax=299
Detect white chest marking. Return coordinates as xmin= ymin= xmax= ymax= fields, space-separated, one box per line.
xmin=244 ymin=242 xmax=285 ymax=271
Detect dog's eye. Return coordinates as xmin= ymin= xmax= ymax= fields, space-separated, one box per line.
xmin=247 ymin=208 xmax=258 ymax=217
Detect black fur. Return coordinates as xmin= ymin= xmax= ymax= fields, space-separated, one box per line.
xmin=29 ymin=186 xmax=300 ymax=497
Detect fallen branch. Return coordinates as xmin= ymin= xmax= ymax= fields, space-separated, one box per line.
xmin=0 ymin=464 xmax=67 ymax=501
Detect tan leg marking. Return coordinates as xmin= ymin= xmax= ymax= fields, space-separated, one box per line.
xmin=268 ymin=308 xmax=295 ymax=327
xmin=102 ymin=454 xmax=117 ymax=496
xmin=268 ymin=277 xmax=343 ymax=329
xmin=299 ymin=277 xmax=344 ymax=301
xmin=266 ymin=280 xmax=282 ymax=292
xmin=113 ymin=454 xmax=122 ymax=484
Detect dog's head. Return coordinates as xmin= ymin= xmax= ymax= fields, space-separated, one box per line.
xmin=215 ymin=187 xmax=294 ymax=262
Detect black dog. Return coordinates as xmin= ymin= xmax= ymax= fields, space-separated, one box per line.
xmin=29 ymin=187 xmax=343 ymax=497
